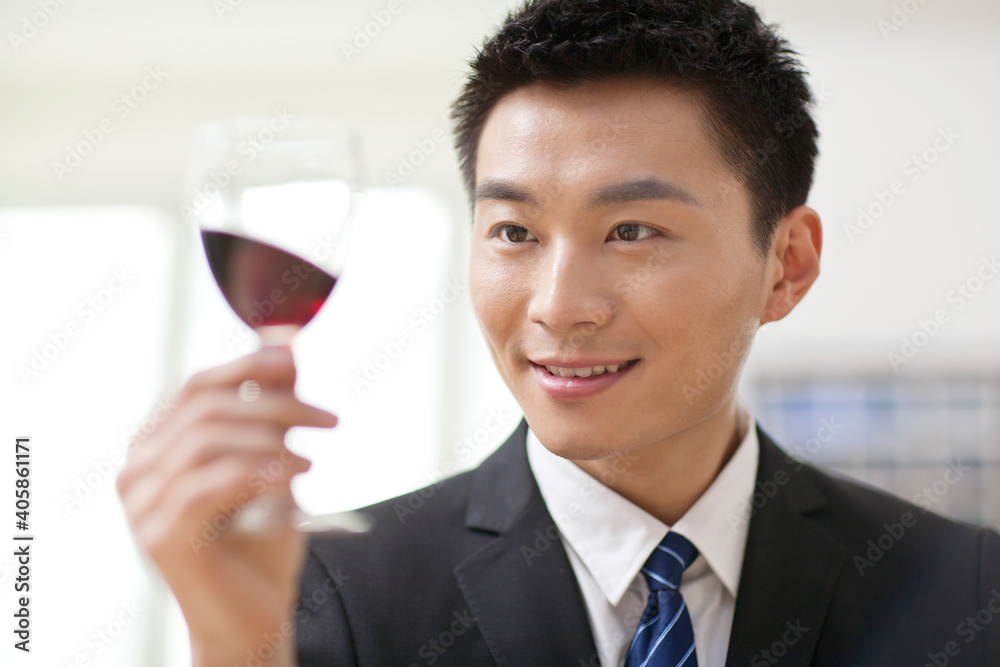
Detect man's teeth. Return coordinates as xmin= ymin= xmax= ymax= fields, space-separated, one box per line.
xmin=544 ymin=362 xmax=633 ymax=378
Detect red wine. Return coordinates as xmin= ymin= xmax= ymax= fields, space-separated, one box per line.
xmin=201 ymin=230 xmax=337 ymax=329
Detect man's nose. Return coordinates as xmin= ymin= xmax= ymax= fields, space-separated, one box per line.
xmin=526 ymin=241 xmax=618 ymax=336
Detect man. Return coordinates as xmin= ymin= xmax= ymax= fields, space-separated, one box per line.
xmin=118 ymin=1 xmax=1000 ymax=666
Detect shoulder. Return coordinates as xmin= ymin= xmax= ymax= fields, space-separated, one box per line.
xmin=295 ymin=447 xmax=533 ymax=665
xmin=734 ymin=428 xmax=1000 ymax=663
xmin=295 ymin=467 xmax=492 ymax=663
xmin=757 ymin=426 xmax=995 ymax=566
xmin=306 ymin=464 xmax=484 ymax=580
xmin=303 ymin=420 xmax=535 ymax=592
xmin=795 ymin=454 xmax=994 ymax=563
xmin=772 ymin=436 xmax=1000 ymax=634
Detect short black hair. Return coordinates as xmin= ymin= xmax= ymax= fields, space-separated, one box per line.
xmin=450 ymin=0 xmax=819 ymax=256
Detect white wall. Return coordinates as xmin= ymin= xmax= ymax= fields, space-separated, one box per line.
xmin=2 ymin=1 xmax=998 ymax=665
xmin=745 ymin=0 xmax=1000 ymax=379
xmin=3 ymin=0 xmax=998 ymax=408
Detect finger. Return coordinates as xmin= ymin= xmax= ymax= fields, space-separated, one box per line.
xmin=126 ymin=347 xmax=298 ymax=450
xmin=122 ymin=389 xmax=336 ymax=476
xmin=160 ymin=422 xmax=288 ymax=485
xmin=180 ymin=347 xmax=298 ymax=401
xmin=122 ymin=422 xmax=294 ymax=520
xmin=131 ymin=452 xmax=310 ymax=559
xmin=127 ymin=448 xmax=311 ymax=529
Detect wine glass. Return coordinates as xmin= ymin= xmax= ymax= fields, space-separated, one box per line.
xmin=184 ymin=115 xmax=372 ymax=536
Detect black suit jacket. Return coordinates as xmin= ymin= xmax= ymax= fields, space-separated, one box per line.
xmin=296 ymin=419 xmax=1000 ymax=666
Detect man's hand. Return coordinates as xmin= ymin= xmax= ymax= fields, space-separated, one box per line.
xmin=117 ymin=346 xmax=337 ymax=667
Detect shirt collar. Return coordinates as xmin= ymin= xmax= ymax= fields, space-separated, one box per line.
xmin=526 ymin=400 xmax=759 ymax=606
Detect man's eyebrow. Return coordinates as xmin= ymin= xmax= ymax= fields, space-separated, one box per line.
xmin=473 ymin=179 xmax=541 ymax=207
xmin=473 ymin=176 xmax=701 ymax=209
xmin=586 ymin=177 xmax=702 ymax=209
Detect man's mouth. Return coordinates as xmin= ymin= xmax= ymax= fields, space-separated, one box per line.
xmin=533 ymin=359 xmax=641 ymax=378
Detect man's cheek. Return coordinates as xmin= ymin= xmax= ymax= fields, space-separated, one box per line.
xmin=470 ymin=284 xmax=520 ymax=365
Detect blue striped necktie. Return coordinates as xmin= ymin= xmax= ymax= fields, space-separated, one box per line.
xmin=623 ymin=531 xmax=700 ymax=667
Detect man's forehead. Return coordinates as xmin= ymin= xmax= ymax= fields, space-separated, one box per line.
xmin=473 ymin=79 xmax=739 ymax=210
xmin=480 ymin=78 xmax=707 ymax=132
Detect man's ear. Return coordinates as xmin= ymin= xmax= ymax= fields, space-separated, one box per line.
xmin=760 ymin=205 xmax=822 ymax=325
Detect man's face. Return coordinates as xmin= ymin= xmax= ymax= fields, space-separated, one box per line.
xmin=470 ymin=78 xmax=771 ymax=461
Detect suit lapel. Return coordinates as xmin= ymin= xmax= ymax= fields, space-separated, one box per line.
xmin=457 ymin=419 xmax=847 ymax=666
xmin=454 ymin=417 xmax=600 ymax=667
xmin=724 ymin=426 xmax=846 ymax=667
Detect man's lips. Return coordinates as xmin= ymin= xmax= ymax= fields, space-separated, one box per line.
xmin=529 ymin=356 xmax=640 ymax=368
xmin=528 ymin=358 xmax=641 ymax=399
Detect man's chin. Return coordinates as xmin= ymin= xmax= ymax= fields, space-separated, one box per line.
xmin=531 ymin=426 xmax=637 ymax=463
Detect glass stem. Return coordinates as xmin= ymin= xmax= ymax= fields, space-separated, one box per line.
xmin=257 ymin=324 xmax=301 ymax=347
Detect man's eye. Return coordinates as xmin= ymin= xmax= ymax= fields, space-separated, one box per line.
xmin=493 ymin=224 xmax=535 ymax=243
xmin=612 ymin=223 xmax=656 ymax=242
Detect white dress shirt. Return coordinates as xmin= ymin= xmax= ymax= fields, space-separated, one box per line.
xmin=525 ymin=401 xmax=759 ymax=667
